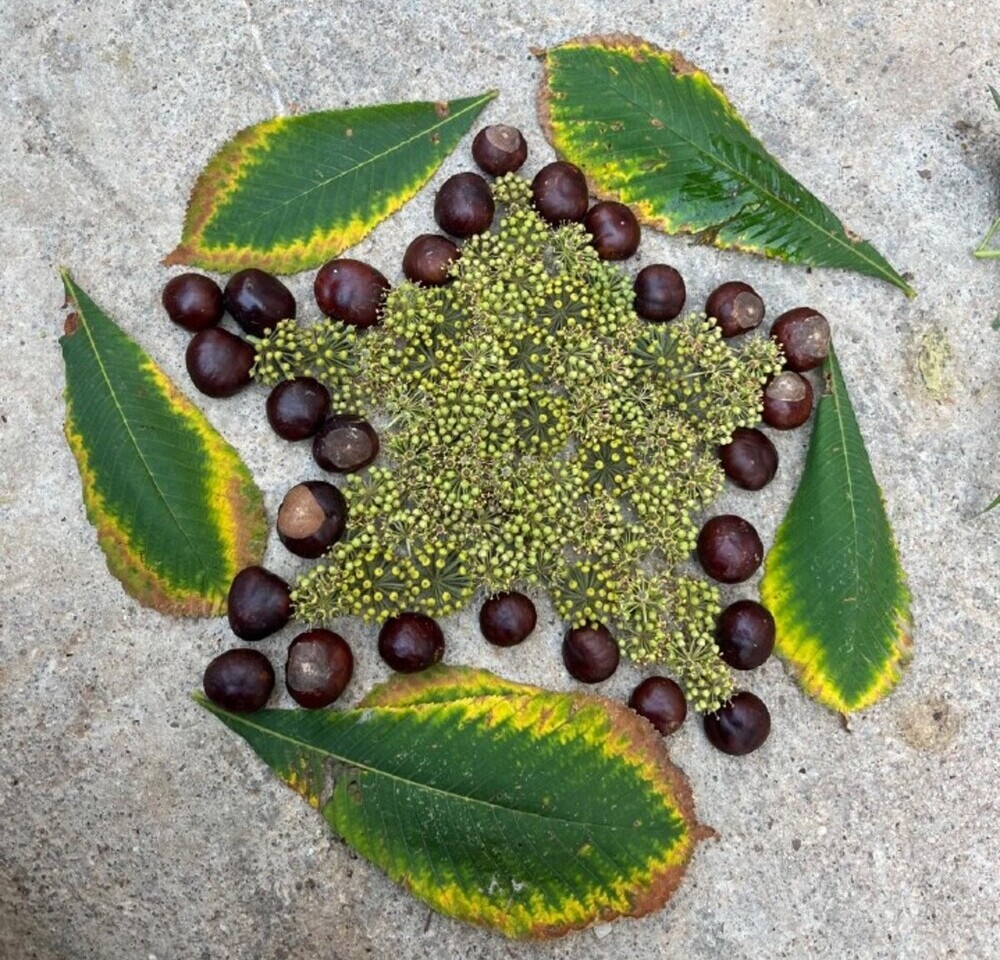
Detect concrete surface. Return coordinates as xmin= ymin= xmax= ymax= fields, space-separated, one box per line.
xmin=1 ymin=1 xmax=998 ymax=957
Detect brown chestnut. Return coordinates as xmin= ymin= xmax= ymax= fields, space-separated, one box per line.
xmin=314 ymin=258 xmax=390 ymax=329
xmin=762 ymin=371 xmax=813 ymax=430
xmin=224 ymin=268 xmax=296 ymax=337
xmin=705 ymin=281 xmax=765 ymax=338
xmin=185 ymin=328 xmax=255 ymax=398
xmin=402 ymin=234 xmax=459 ymax=286
xmin=771 ymin=307 xmax=831 ymax=372
xmin=312 ymin=414 xmax=379 ymax=473
xmin=472 ymin=124 xmax=528 ymax=176
xmin=434 ymin=172 xmax=495 ymax=237
xmin=276 ymin=480 xmax=347 ymax=558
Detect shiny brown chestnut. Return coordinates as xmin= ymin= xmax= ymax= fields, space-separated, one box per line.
xmin=162 ymin=273 xmax=224 ymax=332
xmin=434 ymin=172 xmax=495 ymax=237
xmin=314 ymin=258 xmax=390 ymax=329
xmin=285 ymin=629 xmax=354 ymax=708
xmin=562 ymin=623 xmax=619 ymax=683
xmin=634 ymin=264 xmax=686 ymax=322
xmin=629 ymin=676 xmax=688 ymax=735
xmin=312 ymin=414 xmax=379 ymax=473
xmin=266 ymin=377 xmax=331 ymax=441
xmin=704 ymin=691 xmax=771 ymax=755
xmin=203 ymin=648 xmax=275 ymax=712
xmin=697 ymin=515 xmax=764 ymax=584
xmin=584 ymin=201 xmax=641 ymax=260
xmin=402 ymin=234 xmax=460 ymax=286
xmin=531 ymin=161 xmax=589 ymax=225
xmin=227 ymin=566 xmax=292 ymax=641
xmin=472 ymin=124 xmax=528 ymax=175
xmin=378 ymin=612 xmax=445 ymax=673
xmin=715 ymin=599 xmax=775 ymax=670
xmin=771 ymin=307 xmax=831 ymax=372
xmin=718 ymin=427 xmax=779 ymax=491
xmin=762 ymin=371 xmax=813 ymax=429
xmin=224 ymin=268 xmax=296 ymax=337
xmin=185 ymin=328 xmax=255 ymax=398
xmin=479 ymin=592 xmax=537 ymax=647
xmin=705 ymin=281 xmax=765 ymax=338
xmin=276 ymin=480 xmax=347 ymax=558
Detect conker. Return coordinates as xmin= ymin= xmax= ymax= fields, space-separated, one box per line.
xmin=718 ymin=427 xmax=778 ymax=491
xmin=203 ymin=648 xmax=275 ymax=713
xmin=224 ymin=268 xmax=296 ymax=337
xmin=162 ymin=273 xmax=223 ymax=332
xmin=704 ymin=691 xmax=771 ymax=755
xmin=471 ymin=124 xmax=528 ymax=176
xmin=697 ymin=515 xmax=763 ymax=584
xmin=227 ymin=566 xmax=292 ymax=641
xmin=285 ymin=629 xmax=353 ymax=708
xmin=185 ymin=328 xmax=255 ymax=398
xmin=562 ymin=624 xmax=619 ymax=683
xmin=634 ymin=264 xmax=686 ymax=322
xmin=584 ymin=200 xmax=640 ymax=260
xmin=771 ymin=307 xmax=831 ymax=372
xmin=479 ymin=592 xmax=537 ymax=647
xmin=276 ymin=480 xmax=347 ymax=558
xmin=266 ymin=377 xmax=331 ymax=441
xmin=402 ymin=234 xmax=459 ymax=287
xmin=531 ymin=161 xmax=589 ymax=225
xmin=762 ymin=371 xmax=813 ymax=430
xmin=629 ymin=676 xmax=687 ymax=736
xmin=434 ymin=172 xmax=495 ymax=238
xmin=705 ymin=281 xmax=765 ymax=338
xmin=314 ymin=258 xmax=390 ymax=329
xmin=312 ymin=414 xmax=379 ymax=473
xmin=716 ymin=600 xmax=775 ymax=670
xmin=378 ymin=612 xmax=445 ymax=673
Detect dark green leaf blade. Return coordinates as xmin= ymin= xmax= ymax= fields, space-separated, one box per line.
xmin=538 ymin=36 xmax=914 ymax=296
xmin=760 ymin=345 xmax=912 ymax=712
xmin=165 ymin=92 xmax=496 ymax=274
xmin=61 ymin=272 xmax=266 ymax=615
xmin=195 ymin=666 xmax=707 ymax=938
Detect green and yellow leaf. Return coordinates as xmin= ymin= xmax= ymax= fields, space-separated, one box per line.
xmin=164 ymin=92 xmax=496 ymax=274
xmin=760 ymin=345 xmax=912 ymax=713
xmin=538 ymin=35 xmax=914 ymax=296
xmin=196 ymin=665 xmax=710 ymax=939
xmin=60 ymin=272 xmax=266 ymax=616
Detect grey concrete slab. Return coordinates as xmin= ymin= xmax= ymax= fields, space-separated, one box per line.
xmin=0 ymin=1 xmax=997 ymax=958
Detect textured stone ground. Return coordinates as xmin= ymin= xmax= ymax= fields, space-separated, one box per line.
xmin=1 ymin=1 xmax=997 ymax=957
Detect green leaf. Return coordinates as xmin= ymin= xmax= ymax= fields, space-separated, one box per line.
xmin=164 ymin=92 xmax=496 ymax=274
xmin=60 ymin=272 xmax=266 ymax=615
xmin=760 ymin=345 xmax=912 ymax=713
xmin=538 ymin=36 xmax=914 ymax=296
xmin=195 ymin=665 xmax=709 ymax=939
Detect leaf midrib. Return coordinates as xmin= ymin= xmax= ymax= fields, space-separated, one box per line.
xmin=67 ymin=280 xmax=212 ymax=576
xmin=221 ymin=93 xmax=495 ymax=232
xmin=206 ymin=698 xmax=673 ymax=835
xmin=560 ymin=53 xmax=909 ymax=292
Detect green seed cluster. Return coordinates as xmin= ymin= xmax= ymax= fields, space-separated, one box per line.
xmin=253 ymin=174 xmax=782 ymax=711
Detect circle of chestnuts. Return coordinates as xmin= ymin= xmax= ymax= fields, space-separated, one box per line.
xmin=170 ymin=121 xmax=832 ymax=757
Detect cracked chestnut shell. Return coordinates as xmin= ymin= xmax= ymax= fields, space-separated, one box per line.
xmin=718 ymin=427 xmax=779 ymax=491
xmin=634 ymin=264 xmax=686 ymax=322
xmin=704 ymin=691 xmax=771 ymax=755
xmin=203 ymin=648 xmax=275 ymax=712
xmin=697 ymin=515 xmax=764 ymax=584
xmin=762 ymin=371 xmax=813 ymax=430
xmin=629 ymin=676 xmax=687 ymax=736
xmin=562 ymin=623 xmax=619 ymax=683
xmin=479 ymin=591 xmax=537 ymax=647
xmin=472 ymin=124 xmax=528 ymax=175
xmin=584 ymin=200 xmax=641 ymax=260
xmin=402 ymin=234 xmax=459 ymax=287
xmin=314 ymin=258 xmax=390 ymax=329
xmin=285 ymin=629 xmax=353 ymax=708
xmin=224 ymin=268 xmax=296 ymax=337
xmin=705 ymin=281 xmax=765 ymax=338
xmin=531 ymin=161 xmax=589 ymax=225
xmin=716 ymin=600 xmax=775 ymax=670
xmin=312 ymin=414 xmax=379 ymax=473
xmin=185 ymin=328 xmax=255 ymax=398
xmin=276 ymin=480 xmax=347 ymax=558
xmin=162 ymin=273 xmax=224 ymax=332
xmin=378 ymin=612 xmax=445 ymax=673
xmin=771 ymin=307 xmax=831 ymax=372
xmin=227 ymin=566 xmax=292 ymax=641
xmin=265 ymin=377 xmax=331 ymax=441
xmin=434 ymin=172 xmax=495 ymax=238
